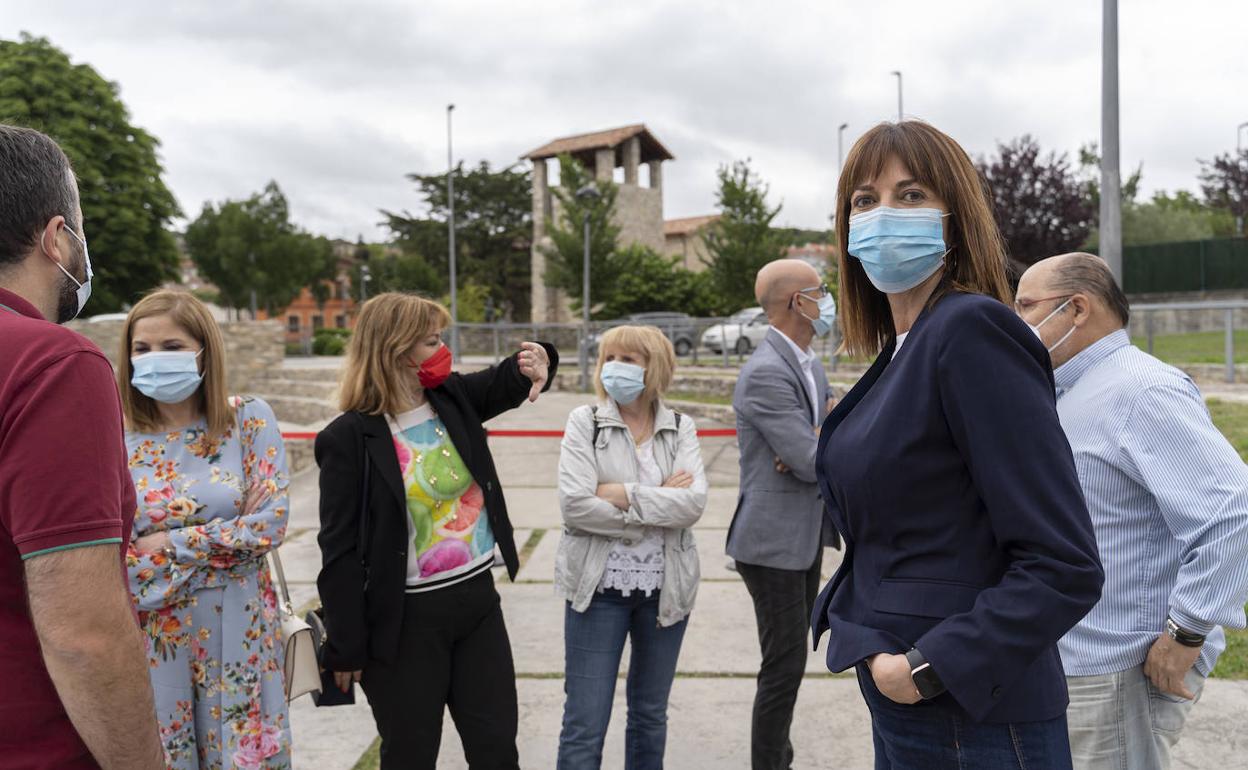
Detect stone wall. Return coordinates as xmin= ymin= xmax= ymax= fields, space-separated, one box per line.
xmin=66 ymin=319 xmax=285 ymax=395
xmin=615 ymin=185 xmax=666 ymax=253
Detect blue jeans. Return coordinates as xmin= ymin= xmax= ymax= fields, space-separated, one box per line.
xmin=557 ymin=590 xmax=688 ymax=770
xmin=857 ymin=665 xmax=1073 ymax=769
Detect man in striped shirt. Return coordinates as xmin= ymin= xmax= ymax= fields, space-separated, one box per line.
xmin=1017 ymin=252 xmax=1248 ymax=770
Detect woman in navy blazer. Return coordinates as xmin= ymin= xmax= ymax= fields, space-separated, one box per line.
xmin=811 ymin=121 xmax=1104 ymax=769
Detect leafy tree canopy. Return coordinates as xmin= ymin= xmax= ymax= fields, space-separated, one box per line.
xmin=0 ymin=34 xmax=181 ymax=311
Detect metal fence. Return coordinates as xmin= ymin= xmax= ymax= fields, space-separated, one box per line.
xmin=1125 ymin=238 xmax=1248 ymax=294
xmin=1134 ymin=300 xmax=1248 ymax=383
xmin=456 ymin=317 xmax=844 ymax=390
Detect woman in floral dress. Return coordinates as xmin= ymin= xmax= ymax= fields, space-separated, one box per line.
xmin=119 ymin=290 xmax=291 ymax=770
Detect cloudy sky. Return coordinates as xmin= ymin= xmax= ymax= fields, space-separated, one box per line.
xmin=3 ymin=1 xmax=1246 ymax=241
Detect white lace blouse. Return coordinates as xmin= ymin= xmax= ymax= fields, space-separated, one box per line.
xmin=598 ymin=438 xmax=665 ymax=597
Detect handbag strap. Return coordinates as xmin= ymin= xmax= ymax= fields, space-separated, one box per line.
xmin=271 ymin=547 xmax=295 ymax=612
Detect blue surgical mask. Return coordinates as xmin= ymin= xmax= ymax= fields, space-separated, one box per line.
xmin=45 ymin=225 xmax=93 ymax=320
xmin=131 ymin=350 xmax=204 ymax=403
xmin=796 ymin=292 xmax=837 ymax=338
xmin=600 ymin=361 xmax=646 ymax=405
xmin=847 ymin=207 xmax=951 ymax=294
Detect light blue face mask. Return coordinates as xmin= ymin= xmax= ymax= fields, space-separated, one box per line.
xmin=600 ymin=361 xmax=646 ymax=405
xmin=847 ymin=207 xmax=951 ymax=294
xmin=131 ymin=350 xmax=204 ymax=404
xmin=794 ymin=290 xmax=837 ymax=337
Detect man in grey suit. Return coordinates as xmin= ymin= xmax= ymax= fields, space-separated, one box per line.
xmin=727 ymin=258 xmax=838 ymax=770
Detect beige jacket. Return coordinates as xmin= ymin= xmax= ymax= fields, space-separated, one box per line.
xmin=555 ymin=399 xmax=708 ymax=626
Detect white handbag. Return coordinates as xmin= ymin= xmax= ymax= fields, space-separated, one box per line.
xmin=270 ymin=547 xmax=322 ymax=702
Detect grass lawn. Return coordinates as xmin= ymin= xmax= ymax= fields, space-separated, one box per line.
xmin=1140 ymin=330 xmax=1248 ymax=365
xmin=1206 ymin=399 xmax=1248 ymax=679
xmin=351 ymin=740 xmax=380 ymax=770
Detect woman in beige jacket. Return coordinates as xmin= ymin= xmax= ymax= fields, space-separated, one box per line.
xmin=555 ymin=325 xmax=708 ymax=770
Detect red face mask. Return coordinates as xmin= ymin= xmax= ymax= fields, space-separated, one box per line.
xmin=410 ymin=344 xmax=452 ymax=389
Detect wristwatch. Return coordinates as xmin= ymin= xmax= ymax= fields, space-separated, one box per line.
xmin=1165 ymin=616 xmax=1207 ymax=648
xmin=905 ymin=648 xmax=946 ymax=700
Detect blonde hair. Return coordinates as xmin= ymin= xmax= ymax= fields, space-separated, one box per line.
xmin=835 ymin=120 xmax=1012 ymax=357
xmin=594 ymin=325 xmax=676 ymax=404
xmin=119 ymin=290 xmax=232 ymax=437
xmin=338 ymin=292 xmax=452 ymax=415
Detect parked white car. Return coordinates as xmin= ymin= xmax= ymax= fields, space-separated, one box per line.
xmin=701 ymin=307 xmax=769 ymax=354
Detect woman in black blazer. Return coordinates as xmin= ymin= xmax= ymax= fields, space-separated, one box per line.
xmin=315 ymin=293 xmax=557 ymax=770
xmin=811 ymin=122 xmax=1104 ymax=769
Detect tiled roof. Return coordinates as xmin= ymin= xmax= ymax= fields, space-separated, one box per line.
xmin=522 ymin=124 xmax=675 ymax=162
xmin=664 ymin=215 xmax=720 ymax=237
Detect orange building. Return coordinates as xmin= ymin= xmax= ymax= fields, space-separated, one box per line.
xmin=258 ymin=240 xmax=363 ymax=344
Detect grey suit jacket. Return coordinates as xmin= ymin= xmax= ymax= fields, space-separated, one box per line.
xmin=726 ymin=327 xmax=836 ymax=570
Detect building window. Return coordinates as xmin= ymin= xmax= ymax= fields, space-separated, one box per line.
xmin=312 ymin=315 xmax=324 ymax=330
xmin=337 ymin=281 xmax=349 ymax=301
xmin=287 ymin=316 xmax=300 ymax=333
xmin=335 ymin=315 xmax=347 ymax=329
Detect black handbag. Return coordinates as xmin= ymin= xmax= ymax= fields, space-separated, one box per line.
xmin=310 ymin=434 xmax=372 ymax=707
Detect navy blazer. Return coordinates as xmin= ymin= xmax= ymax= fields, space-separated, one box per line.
xmin=810 ymin=292 xmax=1103 ymax=723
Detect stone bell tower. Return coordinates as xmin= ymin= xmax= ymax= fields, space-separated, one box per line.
xmin=522 ymin=124 xmax=674 ymax=322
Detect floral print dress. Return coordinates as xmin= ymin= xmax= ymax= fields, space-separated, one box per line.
xmin=125 ymin=397 xmax=291 ymax=770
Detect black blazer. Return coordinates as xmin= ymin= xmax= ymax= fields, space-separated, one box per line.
xmin=315 ymin=344 xmax=558 ymax=671
xmin=810 ymin=293 xmax=1103 ymax=723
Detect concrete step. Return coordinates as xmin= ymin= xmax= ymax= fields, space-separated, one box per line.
xmin=248 ymin=377 xmax=338 ymax=400
xmin=254 ymin=393 xmax=341 ymax=426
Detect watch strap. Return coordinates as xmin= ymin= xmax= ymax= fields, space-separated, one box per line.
xmin=905 ymin=648 xmax=946 ymax=700
xmin=1166 ymin=617 xmax=1206 ymax=648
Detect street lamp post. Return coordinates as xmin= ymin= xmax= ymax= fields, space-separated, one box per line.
xmin=1100 ymin=0 xmax=1123 ymax=283
xmin=837 ymin=122 xmax=849 ymax=178
xmin=890 ymin=71 xmax=903 ymax=122
xmin=575 ymin=184 xmax=601 ymax=393
xmin=1238 ymin=122 xmax=1248 ymax=236
xmin=447 ymin=103 xmax=459 ymax=358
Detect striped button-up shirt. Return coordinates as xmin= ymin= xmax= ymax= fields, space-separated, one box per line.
xmin=1055 ymin=329 xmax=1248 ymax=677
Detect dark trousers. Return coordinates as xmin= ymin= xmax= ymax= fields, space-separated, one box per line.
xmin=736 ymin=552 xmax=823 ymax=770
xmin=360 ymin=571 xmax=519 ymax=770
xmin=857 ymin=665 xmax=1072 ymax=769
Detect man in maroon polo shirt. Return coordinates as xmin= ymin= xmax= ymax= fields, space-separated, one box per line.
xmin=0 ymin=125 xmax=164 ymax=769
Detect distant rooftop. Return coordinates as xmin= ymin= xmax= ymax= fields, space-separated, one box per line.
xmin=522 ymin=124 xmax=675 ymax=165
xmin=664 ymin=215 xmax=720 ymax=237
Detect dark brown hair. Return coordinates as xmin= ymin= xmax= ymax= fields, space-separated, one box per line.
xmin=835 ymin=121 xmax=1012 ymax=357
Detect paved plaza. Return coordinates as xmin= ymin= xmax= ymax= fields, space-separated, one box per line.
xmin=279 ymin=391 xmax=1248 ymax=769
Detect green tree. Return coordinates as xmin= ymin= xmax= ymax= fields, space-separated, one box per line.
xmin=1199 ymin=150 xmax=1248 ymax=234
xmin=702 ymin=160 xmax=788 ymax=311
xmin=541 ymin=154 xmax=621 ymax=318
xmin=0 ymin=34 xmax=181 ymax=311
xmin=382 ymin=160 xmax=532 ymax=319
xmin=185 ymin=182 xmax=336 ymax=316
xmin=1123 ymin=191 xmax=1236 ymax=245
xmin=363 ymin=250 xmax=441 ymax=298
xmin=597 ymin=244 xmax=720 ymax=319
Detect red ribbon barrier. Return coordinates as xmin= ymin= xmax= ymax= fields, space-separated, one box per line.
xmin=280 ymin=428 xmax=737 ymax=440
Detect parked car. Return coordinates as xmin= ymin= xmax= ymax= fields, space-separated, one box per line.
xmin=589 ymin=312 xmax=699 ymax=356
xmin=701 ymin=307 xmax=769 ymax=354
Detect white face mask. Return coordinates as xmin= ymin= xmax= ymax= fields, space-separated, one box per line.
xmin=1029 ymin=298 xmax=1075 ymax=355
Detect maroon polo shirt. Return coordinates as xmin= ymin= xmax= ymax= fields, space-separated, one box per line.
xmin=0 ymin=287 xmax=136 ymax=769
